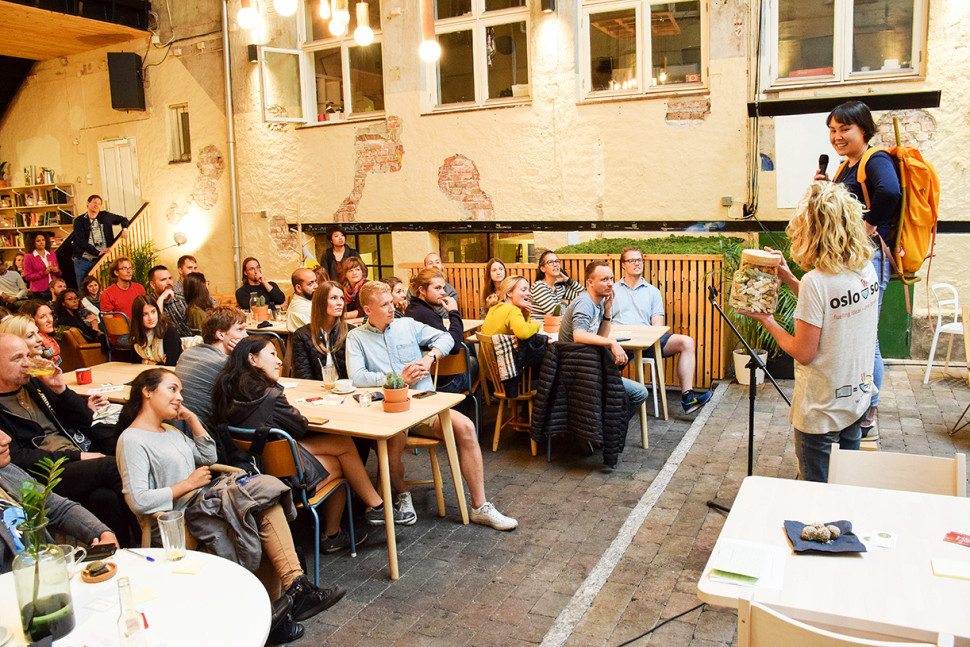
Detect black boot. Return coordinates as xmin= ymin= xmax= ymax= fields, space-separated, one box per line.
xmin=286 ymin=575 xmax=345 ymax=622
xmin=268 ymin=595 xmax=304 ymax=644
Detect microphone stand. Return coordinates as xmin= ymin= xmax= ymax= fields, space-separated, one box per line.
xmin=706 ymin=285 xmax=791 ymax=514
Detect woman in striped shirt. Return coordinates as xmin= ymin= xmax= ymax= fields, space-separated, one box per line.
xmin=529 ymin=251 xmax=583 ymax=318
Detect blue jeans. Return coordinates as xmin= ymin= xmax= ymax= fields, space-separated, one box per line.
xmin=73 ymin=256 xmax=96 ymax=287
xmin=622 ymin=377 xmax=649 ymax=409
xmin=870 ymin=246 xmax=890 ymax=406
xmin=794 ymin=416 xmax=863 ymax=482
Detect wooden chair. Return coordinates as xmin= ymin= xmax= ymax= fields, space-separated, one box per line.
xmin=229 ymin=426 xmax=356 ymax=586
xmin=248 ymin=330 xmax=289 ymax=377
xmin=98 ymin=311 xmax=131 ymax=362
xmin=738 ymin=592 xmax=954 ymax=646
xmin=432 ymin=342 xmax=480 ymax=434
xmin=58 ymin=327 xmax=106 ymax=373
xmin=476 ymin=333 xmax=538 ymax=455
xmin=404 ymin=436 xmax=446 ymax=518
xmin=828 ymin=445 xmax=967 ymax=497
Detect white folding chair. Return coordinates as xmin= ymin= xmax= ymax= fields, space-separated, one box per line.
xmin=924 ymin=283 xmax=963 ymax=384
xmin=642 ymin=356 xmax=660 ymax=417
xmin=828 ymin=445 xmax=967 ymax=497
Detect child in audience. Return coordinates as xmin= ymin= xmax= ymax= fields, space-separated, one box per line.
xmin=130 ymin=295 xmax=182 ymax=366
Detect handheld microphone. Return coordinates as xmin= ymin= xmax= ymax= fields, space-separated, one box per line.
xmin=818 ymin=154 xmax=829 ymax=177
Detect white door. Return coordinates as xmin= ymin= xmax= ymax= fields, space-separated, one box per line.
xmin=97 ymin=138 xmax=141 ymax=217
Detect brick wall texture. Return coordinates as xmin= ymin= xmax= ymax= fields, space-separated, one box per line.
xmin=333 ymin=116 xmax=405 ymax=222
xmin=437 ymin=154 xmax=495 ymax=220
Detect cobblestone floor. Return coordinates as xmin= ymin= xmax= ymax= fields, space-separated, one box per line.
xmin=294 ymin=365 xmax=970 ymax=647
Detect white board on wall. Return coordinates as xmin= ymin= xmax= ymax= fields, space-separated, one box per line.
xmin=774 ymin=113 xmax=835 ymax=209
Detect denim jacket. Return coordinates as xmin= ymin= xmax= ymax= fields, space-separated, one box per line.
xmin=346 ymin=317 xmax=454 ymax=391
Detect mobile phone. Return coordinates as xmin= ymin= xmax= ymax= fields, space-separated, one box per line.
xmin=354 ymin=392 xmax=384 ymax=402
xmin=614 ymin=336 xmax=632 ymax=342
xmin=81 ymin=543 xmax=117 ymax=562
xmin=413 ymin=391 xmax=435 ymax=399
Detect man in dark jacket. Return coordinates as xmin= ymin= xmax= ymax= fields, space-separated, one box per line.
xmin=235 ymin=257 xmax=286 ymax=312
xmin=72 ymin=194 xmax=129 ymax=284
xmin=0 ymin=333 xmax=133 ymax=545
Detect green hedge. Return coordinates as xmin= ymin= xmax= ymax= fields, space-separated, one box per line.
xmin=555 ymin=235 xmax=746 ymax=256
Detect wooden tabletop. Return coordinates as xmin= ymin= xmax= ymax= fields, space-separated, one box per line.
xmin=64 ymin=361 xmax=146 ymax=400
xmin=698 ymin=476 xmax=970 ymax=641
xmin=246 ymin=321 xmax=289 ymax=335
xmin=543 ymin=323 xmax=669 ymax=348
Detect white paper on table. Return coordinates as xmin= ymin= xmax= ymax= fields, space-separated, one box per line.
xmin=857 ymin=529 xmax=897 ymax=549
xmin=89 ymin=384 xmax=125 ymax=394
xmin=278 ymin=381 xmax=298 ymax=389
xmin=707 ymin=539 xmax=787 ymax=590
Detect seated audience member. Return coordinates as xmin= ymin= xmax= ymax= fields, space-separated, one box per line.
xmin=613 ymin=247 xmax=713 ymax=414
xmin=23 ymin=232 xmax=61 ymax=301
xmin=101 ymin=256 xmax=146 ymax=321
xmin=382 ymin=277 xmax=408 ymax=318
xmin=148 ymin=265 xmax=192 ymax=337
xmin=130 ymin=295 xmax=182 ymax=367
xmin=320 ymin=226 xmax=360 ymax=281
xmin=80 ymin=274 xmax=102 ymax=317
xmin=48 ymin=278 xmax=67 ymax=305
xmin=346 ymin=281 xmax=517 ymax=530
xmin=183 ymin=272 xmax=213 ymax=331
xmin=405 ymin=269 xmax=472 ymax=394
xmin=116 ymin=369 xmax=344 ymax=640
xmin=340 ymin=257 xmax=368 ymax=319
xmin=0 ymin=261 xmax=28 ymax=307
xmin=0 ymin=428 xmax=118 ymax=574
xmin=54 ymin=289 xmax=104 ymax=344
xmin=0 ymin=334 xmax=135 ymax=545
xmin=313 ymin=265 xmax=331 ymax=287
xmin=407 ymin=253 xmax=459 ymax=318
xmin=530 ymin=251 xmax=583 ymax=318
xmin=481 ymin=276 xmax=547 ymax=377
xmin=174 ymin=307 xmax=248 ymax=431
xmin=172 ymin=254 xmax=198 ymax=299
xmin=12 ymin=253 xmax=25 ymax=276
xmin=0 ymin=315 xmax=46 ymax=357
xmin=213 ymin=337 xmax=398 ymax=546
xmin=287 ymin=268 xmax=317 ymax=333
xmin=558 ymin=261 xmax=648 ymax=422
xmin=20 ymin=300 xmax=61 ymax=365
xmin=741 ymin=183 xmax=879 ymax=482
xmin=292 ymin=281 xmax=353 ymax=381
xmin=235 ymin=257 xmax=286 ymax=312
xmin=480 ymin=258 xmax=507 ymax=316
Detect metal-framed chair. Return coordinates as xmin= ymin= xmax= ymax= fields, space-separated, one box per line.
xmin=228 ymin=426 xmax=356 ymax=586
xmin=98 ymin=311 xmax=131 ymax=362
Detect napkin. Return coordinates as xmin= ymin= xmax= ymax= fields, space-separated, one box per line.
xmin=784 ymin=520 xmax=867 ymax=554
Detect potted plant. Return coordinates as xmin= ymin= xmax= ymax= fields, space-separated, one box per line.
xmin=382 ymin=371 xmax=410 ymax=413
xmin=250 ymin=295 xmax=270 ymax=322
xmin=12 ymin=457 xmax=76 ymax=642
xmin=543 ymin=303 xmax=563 ymax=334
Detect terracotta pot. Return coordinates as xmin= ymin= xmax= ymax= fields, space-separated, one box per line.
xmin=252 ymin=305 xmax=270 ymax=322
xmin=382 ymin=385 xmax=409 ymax=403
xmin=543 ymin=315 xmax=561 ymax=334
xmin=382 ymin=398 xmax=411 ymax=413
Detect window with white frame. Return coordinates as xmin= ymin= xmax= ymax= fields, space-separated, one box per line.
xmin=300 ymin=0 xmax=385 ymax=123
xmin=580 ymin=0 xmax=705 ymax=99
xmin=167 ymin=104 xmax=191 ymax=163
xmin=764 ymin=0 xmax=927 ymax=87
xmin=427 ymin=0 xmax=530 ymax=109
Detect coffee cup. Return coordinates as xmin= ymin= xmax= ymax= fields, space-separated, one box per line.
xmin=76 ymin=367 xmax=92 ymax=385
xmin=335 ymin=379 xmax=353 ymax=392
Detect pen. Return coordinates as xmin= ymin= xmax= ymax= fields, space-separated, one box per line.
xmin=124 ymin=548 xmax=155 ymax=562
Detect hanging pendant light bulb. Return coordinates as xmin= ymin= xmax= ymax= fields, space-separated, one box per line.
xmin=334 ymin=0 xmax=350 ymax=24
xmin=353 ymin=2 xmax=374 ymax=46
xmin=318 ymin=0 xmax=330 ymax=19
xmin=419 ymin=0 xmax=440 ymax=62
xmin=274 ymin=0 xmax=297 ymax=16
xmin=237 ymin=0 xmax=260 ymax=29
xmin=329 ymin=16 xmax=347 ymax=35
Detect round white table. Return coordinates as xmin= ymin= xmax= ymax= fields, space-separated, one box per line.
xmin=0 ymin=548 xmax=270 ymax=646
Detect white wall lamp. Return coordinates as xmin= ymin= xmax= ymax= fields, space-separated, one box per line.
xmin=158 ymin=232 xmax=189 ymax=252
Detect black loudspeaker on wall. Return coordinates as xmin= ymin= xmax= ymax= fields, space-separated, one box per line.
xmin=107 ymin=52 xmax=146 ymax=111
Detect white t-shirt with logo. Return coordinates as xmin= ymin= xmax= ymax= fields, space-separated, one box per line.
xmin=790 ymin=263 xmax=879 ymax=434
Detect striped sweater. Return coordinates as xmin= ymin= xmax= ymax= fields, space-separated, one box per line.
xmin=530 ymin=278 xmax=584 ymax=318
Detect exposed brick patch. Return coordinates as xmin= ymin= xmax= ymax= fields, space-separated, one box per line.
xmin=265 ymin=105 xmax=289 ymax=132
xmin=165 ymin=202 xmax=187 ymax=224
xmin=665 ymin=97 xmax=711 ymax=123
xmin=268 ymin=214 xmax=300 ymax=255
xmin=436 ymin=154 xmax=494 ymax=220
xmin=873 ymin=109 xmax=937 ymax=148
xmin=333 ymin=116 xmax=405 ymax=222
xmin=167 ymin=145 xmax=224 ymax=225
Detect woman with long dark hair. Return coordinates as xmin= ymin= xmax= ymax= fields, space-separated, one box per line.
xmin=480 ymin=257 xmax=507 ymax=317
xmin=116 ymin=368 xmax=344 ymax=641
xmin=339 ymin=257 xmax=367 ymax=319
xmin=529 ymin=250 xmax=582 ymax=318
xmin=130 ymin=295 xmax=182 ymax=366
xmin=291 ymin=281 xmax=352 ymax=380
xmin=184 ymin=271 xmax=213 ymax=331
xmin=22 ymin=232 xmax=61 ymax=300
xmin=212 ymin=337 xmax=401 ymax=550
xmin=54 ymin=288 xmax=103 ymax=343
xmin=80 ymin=274 xmax=102 ymax=317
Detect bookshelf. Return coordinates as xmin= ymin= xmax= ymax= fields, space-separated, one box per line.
xmin=0 ymin=182 xmax=76 ymax=259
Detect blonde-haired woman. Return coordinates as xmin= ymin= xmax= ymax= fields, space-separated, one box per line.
xmin=0 ymin=314 xmax=46 ymax=357
xmin=481 ymin=276 xmax=539 ymax=341
xmin=741 ymin=182 xmax=879 ymax=483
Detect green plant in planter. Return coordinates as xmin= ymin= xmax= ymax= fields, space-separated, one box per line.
xmin=252 ymin=295 xmax=266 ymax=307
xmin=96 ymin=239 xmax=158 ymax=290
xmin=549 ymin=303 xmax=562 ymax=317
xmin=384 ymin=371 xmax=406 ymax=390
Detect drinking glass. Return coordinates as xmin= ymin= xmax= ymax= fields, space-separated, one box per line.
xmin=357 ymin=392 xmax=372 ymax=408
xmin=26 ymin=356 xmax=56 ymax=377
xmin=157 ymin=511 xmax=186 ymax=561
xmin=321 ymin=363 xmax=338 ymax=391
xmin=55 ymin=545 xmax=87 ymax=577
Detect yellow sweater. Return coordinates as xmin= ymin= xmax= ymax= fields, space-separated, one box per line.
xmin=481 ymin=302 xmax=540 ymax=339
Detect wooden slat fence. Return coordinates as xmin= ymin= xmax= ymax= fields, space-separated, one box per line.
xmin=401 ymin=253 xmax=726 ymax=389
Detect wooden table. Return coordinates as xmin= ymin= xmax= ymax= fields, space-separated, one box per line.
xmin=0 ymin=548 xmax=270 ymax=646
xmin=285 ymin=380 xmax=466 ymax=580
xmin=246 ymin=321 xmax=289 ymax=335
xmin=697 ymin=476 xmax=970 ymax=642
xmin=64 ymin=361 xmax=146 ymax=401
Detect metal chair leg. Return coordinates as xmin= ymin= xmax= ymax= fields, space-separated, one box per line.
xmin=344 ymin=482 xmax=357 ymax=558
xmin=950 ymin=402 xmax=970 ymax=436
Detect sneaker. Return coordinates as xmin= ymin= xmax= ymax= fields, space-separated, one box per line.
xmin=364 ymin=501 xmax=417 ymax=526
xmin=682 ymin=389 xmax=713 ymax=415
xmin=267 ymin=595 xmax=303 ymax=645
xmin=860 ymin=405 xmax=878 ymax=431
xmin=470 ymin=502 xmax=518 ymax=531
xmin=320 ymin=528 xmax=369 ymax=554
xmin=861 ymin=426 xmax=880 ymax=442
xmin=395 ymin=492 xmax=418 ymax=526
xmin=286 ymin=575 xmax=345 ymax=622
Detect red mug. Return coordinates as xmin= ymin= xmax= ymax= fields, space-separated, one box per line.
xmin=76 ymin=367 xmax=92 ymax=385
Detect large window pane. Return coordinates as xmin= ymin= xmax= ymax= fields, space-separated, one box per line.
xmin=852 ymin=0 xmax=914 ymax=73
xmin=263 ymin=50 xmax=304 ymax=120
xmin=313 ymin=49 xmax=343 ymax=120
xmin=485 ymin=0 xmax=525 ymax=10
xmin=486 ymin=22 xmax=529 ymax=99
xmin=650 ymin=1 xmax=701 ymax=85
xmin=777 ymin=0 xmax=834 ymax=78
xmin=436 ymin=0 xmax=471 ymax=19
xmin=440 ymin=233 xmax=488 ymax=263
xmin=438 ymin=30 xmax=475 ymax=104
xmin=589 ymin=9 xmax=638 ymax=92
xmin=348 ymin=45 xmax=384 ymax=113
xmin=492 ymin=233 xmax=534 ymax=264
xmin=355 ymin=233 xmax=381 ymax=279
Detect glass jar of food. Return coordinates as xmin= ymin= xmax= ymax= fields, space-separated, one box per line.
xmin=728 ymin=249 xmax=782 ymax=314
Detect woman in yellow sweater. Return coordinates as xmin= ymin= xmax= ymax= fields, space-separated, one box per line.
xmin=482 ymin=276 xmax=540 ymax=339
